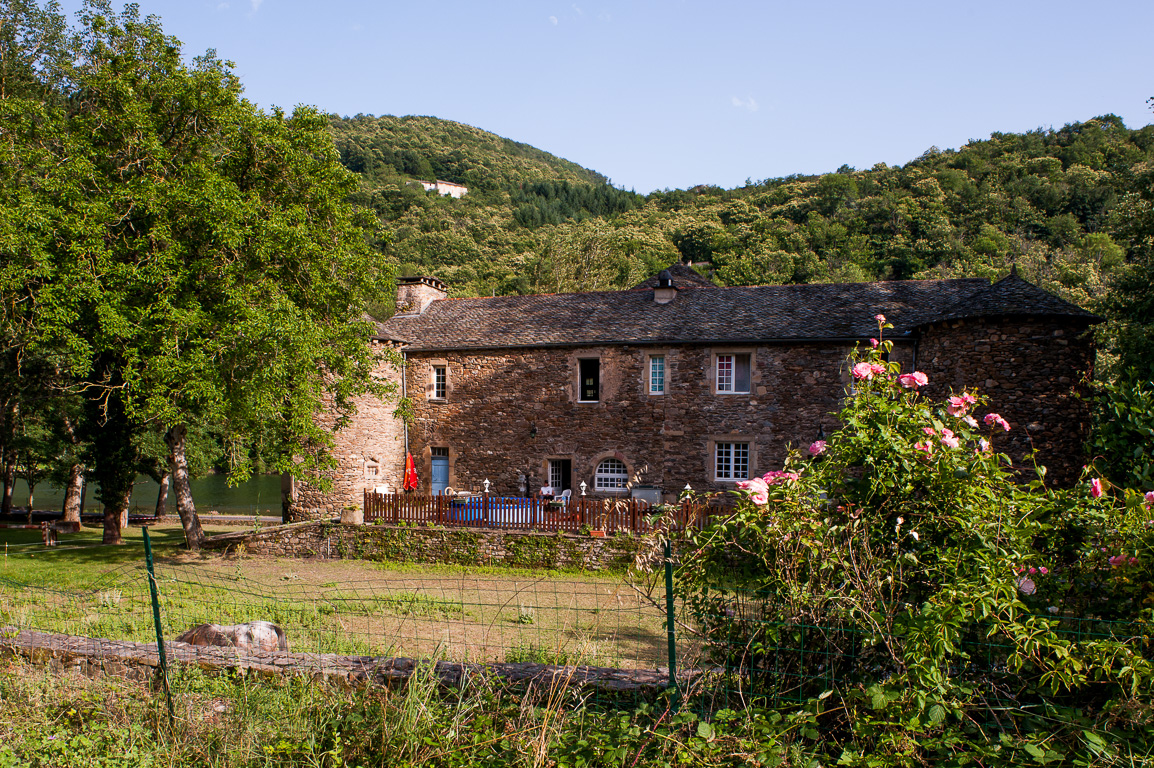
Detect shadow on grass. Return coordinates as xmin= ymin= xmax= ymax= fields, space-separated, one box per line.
xmin=0 ymin=523 xmax=235 ymax=588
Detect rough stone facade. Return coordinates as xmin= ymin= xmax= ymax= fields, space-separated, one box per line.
xmin=204 ymin=521 xmax=643 ymax=571
xmin=284 ymin=339 xmax=406 ymax=521
xmin=918 ymin=316 xmax=1094 ymax=485
xmin=406 ymin=341 xmax=916 ymax=500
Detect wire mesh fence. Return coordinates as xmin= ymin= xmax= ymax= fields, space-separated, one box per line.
xmin=0 ymin=544 xmax=682 ymax=673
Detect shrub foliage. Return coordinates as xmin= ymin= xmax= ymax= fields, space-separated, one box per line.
xmin=670 ymin=317 xmax=1154 ymax=765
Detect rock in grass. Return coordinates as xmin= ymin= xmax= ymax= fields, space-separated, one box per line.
xmin=175 ymin=621 xmax=290 ymax=652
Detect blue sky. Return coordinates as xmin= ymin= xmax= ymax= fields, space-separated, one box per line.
xmin=56 ymin=0 xmax=1154 ymax=193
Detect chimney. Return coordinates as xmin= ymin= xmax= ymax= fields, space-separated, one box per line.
xmin=653 ymin=269 xmax=678 ymax=304
xmin=395 ymin=276 xmax=448 ymax=315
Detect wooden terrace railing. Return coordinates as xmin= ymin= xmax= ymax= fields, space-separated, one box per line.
xmin=362 ymin=492 xmax=719 ymax=534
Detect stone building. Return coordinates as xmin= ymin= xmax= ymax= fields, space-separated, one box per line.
xmin=284 ymin=265 xmax=1098 ymax=521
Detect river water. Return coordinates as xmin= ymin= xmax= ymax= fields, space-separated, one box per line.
xmin=4 ymin=474 xmax=282 ymax=517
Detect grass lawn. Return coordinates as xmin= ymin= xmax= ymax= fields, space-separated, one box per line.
xmin=1 ymin=522 xmax=681 ymax=669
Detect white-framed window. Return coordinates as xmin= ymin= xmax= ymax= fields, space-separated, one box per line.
xmin=716 ymin=354 xmax=751 ymax=394
xmin=432 ymin=365 xmax=447 ymax=399
xmin=649 ymin=355 xmax=665 ymax=395
xmin=594 ymin=458 xmax=629 ymax=491
xmin=548 ymin=458 xmax=572 ymax=491
xmin=715 ymin=442 xmax=750 ymax=481
xmin=578 ymin=359 xmax=600 ymax=402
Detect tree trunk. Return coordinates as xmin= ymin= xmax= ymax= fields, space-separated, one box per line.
xmin=154 ymin=472 xmax=170 ymax=519
xmin=1 ymin=458 xmax=13 ymax=516
xmin=102 ymin=492 xmax=125 ymax=545
xmin=0 ymin=401 xmax=14 ymax=517
xmin=166 ymin=425 xmax=204 ymax=550
xmin=62 ymin=465 xmax=84 ymax=523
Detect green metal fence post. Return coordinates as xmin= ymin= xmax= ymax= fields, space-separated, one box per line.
xmin=664 ymin=539 xmax=678 ymax=703
xmin=143 ymin=527 xmax=175 ymax=727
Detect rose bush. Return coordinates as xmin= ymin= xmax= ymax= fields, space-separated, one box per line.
xmin=660 ymin=317 xmax=1154 ymax=766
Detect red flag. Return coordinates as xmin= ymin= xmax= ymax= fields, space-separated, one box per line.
xmin=403 ymin=452 xmax=419 ymax=491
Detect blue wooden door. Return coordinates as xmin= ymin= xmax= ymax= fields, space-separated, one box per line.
xmin=431 ymin=456 xmax=449 ymax=494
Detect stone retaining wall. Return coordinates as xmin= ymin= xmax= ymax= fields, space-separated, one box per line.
xmin=0 ymin=628 xmax=677 ymax=694
xmin=201 ymin=521 xmax=645 ymax=571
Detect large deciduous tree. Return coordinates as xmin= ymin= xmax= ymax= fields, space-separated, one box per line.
xmin=5 ymin=1 xmax=393 ymax=547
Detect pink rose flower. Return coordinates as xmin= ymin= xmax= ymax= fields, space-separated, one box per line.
xmin=870 ymin=338 xmax=879 ymax=348
xmin=962 ymin=415 xmax=978 ymax=429
xmin=977 ymin=438 xmax=991 ymax=454
xmin=808 ymin=440 xmax=827 ymax=456
xmin=962 ymin=393 xmax=977 ymax=405
xmin=946 ymin=396 xmax=969 ymax=417
xmin=852 ymin=362 xmax=875 ymax=380
xmin=914 ymin=441 xmax=933 ymax=457
xmin=922 ymin=427 xmax=937 ymax=436
xmin=735 ymin=477 xmax=770 ymax=506
xmin=1145 ymin=491 xmax=1154 ymax=509
xmin=1039 ymin=567 xmax=1048 ymax=575
xmin=940 ymin=428 xmax=960 ymax=449
xmin=983 ymin=413 xmax=1010 ymax=431
xmin=763 ymin=470 xmax=800 ymax=485
xmin=898 ymin=371 xmax=928 ymax=389
xmin=1028 ymin=566 xmax=1037 ymax=574
xmin=875 ymin=314 xmax=886 ymax=323
xmin=1090 ymin=478 xmax=1103 ymax=498
xmin=1131 ymin=557 xmax=1139 ymax=566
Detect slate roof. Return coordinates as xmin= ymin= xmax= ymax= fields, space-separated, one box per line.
xmin=376 ymin=270 xmax=1099 ymax=352
xmin=931 ymin=270 xmax=1099 ymax=324
xmin=631 ymin=263 xmax=716 ymax=289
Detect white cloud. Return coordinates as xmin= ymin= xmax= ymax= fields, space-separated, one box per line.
xmin=216 ymin=1 xmax=229 ymax=8
xmin=250 ymin=0 xmax=263 ymax=12
xmin=549 ymin=15 xmax=558 ymax=25
xmin=731 ymin=95 xmax=758 ymax=112
xmin=572 ymin=4 xmax=583 ymax=15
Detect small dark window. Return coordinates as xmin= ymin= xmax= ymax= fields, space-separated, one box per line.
xmin=579 ymin=359 xmax=600 ymax=402
xmin=716 ymin=354 xmax=751 ymax=394
xmin=431 ymin=447 xmax=449 ymax=458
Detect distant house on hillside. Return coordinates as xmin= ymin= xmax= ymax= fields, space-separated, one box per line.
xmin=418 ymin=180 xmax=468 ymax=198
xmin=283 ymin=263 xmax=1099 ymax=521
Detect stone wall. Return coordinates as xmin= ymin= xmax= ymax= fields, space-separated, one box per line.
xmin=286 ymin=340 xmax=407 ymax=522
xmin=918 ymin=316 xmax=1095 ymax=485
xmin=202 ymin=521 xmax=645 ymax=571
xmin=0 ymin=628 xmax=677 ymax=694
xmin=405 ymin=341 xmax=916 ymax=500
